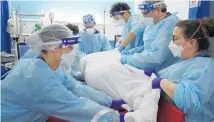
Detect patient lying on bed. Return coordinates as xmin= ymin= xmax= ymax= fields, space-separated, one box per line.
xmin=78 ymin=50 xmax=160 ymax=122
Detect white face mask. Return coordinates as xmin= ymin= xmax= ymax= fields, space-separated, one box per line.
xmin=85 ymin=28 xmax=95 ymax=35
xmin=168 ymin=40 xmax=183 ymax=57
xmin=112 ymin=19 xmax=126 ymax=27
xmin=60 ymin=47 xmax=76 ymax=71
xmin=143 ymin=17 xmax=154 ymax=26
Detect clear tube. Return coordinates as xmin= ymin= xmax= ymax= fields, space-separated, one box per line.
xmin=91 ymin=109 xmax=119 ymax=122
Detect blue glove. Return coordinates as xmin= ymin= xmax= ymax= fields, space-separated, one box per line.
xmin=117 ymin=45 xmax=125 ymax=52
xmin=144 ymin=68 xmax=157 ymax=77
xmin=111 ymin=99 xmax=126 ymax=110
xmin=121 ymin=50 xmax=131 ymax=56
xmin=71 ymin=71 xmax=84 ymax=80
xmin=119 ymin=114 xmax=125 ymax=122
xmin=152 ymin=78 xmax=163 ymax=89
xmin=120 ymin=55 xmax=127 ymax=64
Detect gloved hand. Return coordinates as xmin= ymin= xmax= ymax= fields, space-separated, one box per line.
xmin=121 ymin=50 xmax=131 ymax=56
xmin=111 ymin=99 xmax=126 ymax=110
xmin=120 ymin=55 xmax=127 ymax=64
xmin=117 ymin=45 xmax=125 ymax=52
xmin=71 ymin=71 xmax=84 ymax=80
xmin=144 ymin=68 xmax=157 ymax=77
xmin=119 ymin=113 xmax=125 ymax=122
xmin=152 ymin=78 xmax=163 ymax=89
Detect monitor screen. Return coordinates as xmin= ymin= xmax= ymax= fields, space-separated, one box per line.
xmin=17 ymin=43 xmax=30 ymax=59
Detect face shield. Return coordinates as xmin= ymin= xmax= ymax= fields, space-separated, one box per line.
xmin=110 ymin=11 xmax=128 ymax=27
xmin=138 ymin=1 xmax=166 ymax=17
xmin=110 ymin=11 xmax=126 ymax=18
xmin=25 ymin=24 xmax=80 ymax=53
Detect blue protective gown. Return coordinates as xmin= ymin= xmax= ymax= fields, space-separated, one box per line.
xmin=1 ymin=57 xmax=116 ymax=122
xmin=79 ymin=31 xmax=112 ymax=55
xmin=21 ymin=49 xmax=112 ymax=105
xmin=121 ymin=13 xmax=180 ymax=71
xmin=120 ymin=14 xmax=145 ymax=50
xmin=158 ymin=56 xmax=214 ymax=122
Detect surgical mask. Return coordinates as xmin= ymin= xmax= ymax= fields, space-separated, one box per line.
xmin=168 ymin=41 xmax=183 ymax=57
xmin=85 ymin=28 xmax=95 ymax=35
xmin=60 ymin=48 xmax=76 ymax=71
xmin=143 ymin=17 xmax=154 ymax=26
xmin=112 ymin=19 xmax=126 ymax=27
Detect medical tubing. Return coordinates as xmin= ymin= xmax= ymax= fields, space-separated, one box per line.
xmin=91 ymin=109 xmax=120 ymax=122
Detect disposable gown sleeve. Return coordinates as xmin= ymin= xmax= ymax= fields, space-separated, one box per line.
xmin=122 ymin=21 xmax=174 ymax=69
xmin=174 ymin=59 xmax=214 ymax=113
xmin=121 ymin=46 xmax=144 ymax=55
xmin=101 ymin=35 xmax=112 ymax=51
xmin=58 ymin=69 xmax=113 ymax=107
xmin=130 ymin=15 xmax=144 ymax=36
xmin=31 ymin=77 xmax=116 ymax=122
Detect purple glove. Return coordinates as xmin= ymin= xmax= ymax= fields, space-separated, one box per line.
xmin=111 ymin=99 xmax=126 ymax=110
xmin=120 ymin=114 xmax=125 ymax=122
xmin=152 ymin=78 xmax=163 ymax=89
xmin=144 ymin=68 xmax=157 ymax=77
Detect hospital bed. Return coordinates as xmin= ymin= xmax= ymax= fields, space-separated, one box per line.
xmin=46 ymin=97 xmax=185 ymax=122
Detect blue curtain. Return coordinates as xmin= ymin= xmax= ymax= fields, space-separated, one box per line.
xmin=189 ymin=0 xmax=210 ymax=19
xmin=1 ymin=0 xmax=11 ymax=53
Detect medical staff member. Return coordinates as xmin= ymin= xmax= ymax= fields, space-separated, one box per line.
xmin=79 ymin=14 xmax=111 ymax=54
xmin=120 ymin=0 xmax=179 ymax=71
xmin=71 ymin=14 xmax=112 ymax=80
xmin=21 ymin=23 xmax=79 ymax=59
xmin=110 ymin=2 xmax=145 ymax=51
xmin=146 ymin=18 xmax=214 ymax=122
xmin=1 ymin=24 xmax=126 ymax=122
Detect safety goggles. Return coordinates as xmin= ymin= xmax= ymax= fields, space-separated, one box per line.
xmin=173 ymin=35 xmax=185 ymax=42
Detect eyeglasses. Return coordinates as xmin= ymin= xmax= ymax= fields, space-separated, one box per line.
xmin=141 ymin=10 xmax=151 ymax=17
xmin=173 ymin=35 xmax=185 ymax=41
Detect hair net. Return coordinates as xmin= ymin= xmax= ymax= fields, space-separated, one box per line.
xmin=25 ymin=24 xmax=73 ymax=53
xmin=142 ymin=0 xmax=167 ymax=9
xmin=83 ymin=14 xmax=96 ymax=24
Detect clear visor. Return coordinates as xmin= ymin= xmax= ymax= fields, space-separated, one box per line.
xmin=138 ymin=1 xmax=164 ymax=10
xmin=110 ymin=10 xmax=127 ymax=17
